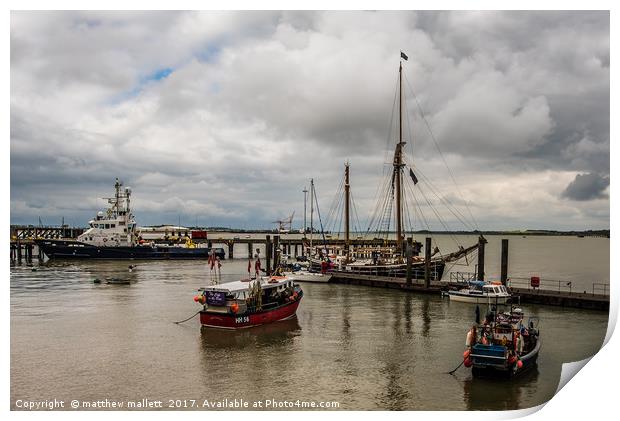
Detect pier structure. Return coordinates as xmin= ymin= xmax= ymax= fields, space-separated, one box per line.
xmin=9 ymin=228 xmax=609 ymax=310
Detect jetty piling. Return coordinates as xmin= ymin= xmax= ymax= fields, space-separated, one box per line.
xmin=424 ymin=237 xmax=431 ymax=288
xmin=227 ymin=240 xmax=234 ymax=259
xmin=273 ymin=235 xmax=280 ymax=272
xmin=501 ymin=239 xmax=509 ymax=285
xmin=265 ymin=235 xmax=271 ymax=276
xmin=477 ymin=236 xmax=486 ymax=281
xmin=406 ymin=237 xmax=413 ymax=286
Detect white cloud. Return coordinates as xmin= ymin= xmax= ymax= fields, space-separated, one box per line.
xmin=10 ymin=11 xmax=609 ymax=230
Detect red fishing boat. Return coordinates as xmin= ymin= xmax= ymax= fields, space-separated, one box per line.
xmin=194 ymin=276 xmax=303 ymax=329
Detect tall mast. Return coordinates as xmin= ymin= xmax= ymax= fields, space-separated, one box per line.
xmin=303 ymin=186 xmax=308 ymax=238
xmin=309 ymin=179 xmax=314 ymax=251
xmin=344 ymin=162 xmax=350 ymax=258
xmin=394 ymin=60 xmax=405 ymax=253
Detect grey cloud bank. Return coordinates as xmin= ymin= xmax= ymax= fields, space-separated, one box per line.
xmin=10 ymin=11 xmax=609 ymax=230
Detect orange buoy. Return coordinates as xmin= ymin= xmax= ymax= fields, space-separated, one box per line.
xmin=516 ymin=359 xmax=523 ymax=369
xmin=463 ymin=349 xmax=471 ymax=360
xmin=464 ymin=357 xmax=473 ymax=368
xmin=230 ymin=302 xmax=239 ymax=314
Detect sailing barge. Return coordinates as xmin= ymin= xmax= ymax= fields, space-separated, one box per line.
xmin=304 ymin=53 xmax=480 ymax=280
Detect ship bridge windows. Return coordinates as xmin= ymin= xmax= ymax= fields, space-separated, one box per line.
xmin=110 ymin=224 xmax=115 ymax=228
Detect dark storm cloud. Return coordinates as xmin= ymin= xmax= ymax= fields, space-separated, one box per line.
xmin=562 ymin=173 xmax=610 ymax=201
xmin=10 ymin=11 xmax=610 ymax=230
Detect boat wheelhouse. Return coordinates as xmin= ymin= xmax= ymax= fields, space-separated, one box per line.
xmin=448 ymin=281 xmax=512 ymax=304
xmin=195 ymin=276 xmax=303 ymax=329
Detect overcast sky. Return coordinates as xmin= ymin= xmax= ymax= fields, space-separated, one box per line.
xmin=10 ymin=11 xmax=610 ymax=231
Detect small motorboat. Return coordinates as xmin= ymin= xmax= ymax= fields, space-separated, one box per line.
xmin=194 ymin=276 xmax=303 ymax=329
xmin=447 ymin=281 xmax=511 ymax=304
xmin=288 ymin=270 xmax=332 ymax=283
xmin=106 ymin=278 xmax=132 ymax=285
xmin=462 ymin=306 xmax=541 ymax=378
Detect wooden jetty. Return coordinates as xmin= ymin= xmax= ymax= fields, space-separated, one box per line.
xmin=9 ymin=226 xmax=609 ymax=311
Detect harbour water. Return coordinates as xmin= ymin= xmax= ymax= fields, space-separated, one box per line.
xmin=10 ymin=235 xmax=609 ymax=410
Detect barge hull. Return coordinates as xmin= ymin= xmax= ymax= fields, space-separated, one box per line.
xmin=35 ymin=239 xmax=224 ymax=260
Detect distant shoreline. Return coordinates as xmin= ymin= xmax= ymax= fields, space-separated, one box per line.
xmin=9 ymin=224 xmax=610 ymax=238
xmin=165 ymin=228 xmax=612 ymax=238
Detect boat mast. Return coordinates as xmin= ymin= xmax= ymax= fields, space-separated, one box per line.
xmin=309 ymin=178 xmax=314 ymax=251
xmin=344 ymin=162 xmax=350 ymax=259
xmin=303 ymin=186 xmax=308 ymax=238
xmin=394 ymin=59 xmax=406 ymax=254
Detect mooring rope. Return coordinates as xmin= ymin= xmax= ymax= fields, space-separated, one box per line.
xmin=447 ymin=360 xmax=464 ymax=375
xmin=173 ymin=310 xmax=201 ymax=324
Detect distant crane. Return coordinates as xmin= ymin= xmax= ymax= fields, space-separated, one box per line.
xmin=272 ymin=211 xmax=295 ymax=233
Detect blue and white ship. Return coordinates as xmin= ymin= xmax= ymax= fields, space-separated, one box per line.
xmin=36 ymin=179 xmax=224 ymax=260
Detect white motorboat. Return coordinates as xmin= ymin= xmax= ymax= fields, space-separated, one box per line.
xmin=447 ymin=281 xmax=511 ymax=304
xmin=288 ymin=270 xmax=332 ymax=283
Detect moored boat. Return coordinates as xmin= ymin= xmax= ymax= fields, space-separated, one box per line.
xmin=194 ymin=276 xmax=303 ymax=329
xmin=462 ymin=306 xmax=541 ymax=378
xmin=289 ymin=270 xmax=333 ymax=283
xmin=301 ymin=53 xmax=481 ymax=281
xmin=35 ymin=179 xmax=224 ymax=260
xmin=448 ymin=281 xmax=512 ymax=304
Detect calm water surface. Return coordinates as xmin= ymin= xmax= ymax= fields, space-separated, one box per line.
xmin=10 ymin=238 xmax=609 ymax=410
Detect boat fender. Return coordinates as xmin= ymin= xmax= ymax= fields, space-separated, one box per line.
xmin=516 ymin=359 xmax=523 ymax=369
xmin=463 ymin=349 xmax=471 ymax=360
xmin=230 ymin=302 xmax=239 ymax=314
xmin=466 ymin=329 xmax=475 ymax=347
xmin=463 ymin=357 xmax=472 ymax=368
xmin=193 ymin=295 xmax=206 ymax=305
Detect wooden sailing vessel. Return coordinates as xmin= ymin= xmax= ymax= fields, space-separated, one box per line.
xmin=307 ymin=52 xmax=481 ymax=281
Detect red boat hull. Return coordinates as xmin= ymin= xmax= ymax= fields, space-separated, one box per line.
xmin=200 ymin=299 xmax=301 ymax=329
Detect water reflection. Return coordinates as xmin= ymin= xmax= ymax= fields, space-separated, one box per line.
xmin=199 ymin=317 xmax=302 ymax=350
xmin=11 ymin=258 xmax=608 ymax=410
xmin=462 ymin=368 xmax=539 ymax=410
xmin=421 ymin=298 xmax=431 ymax=337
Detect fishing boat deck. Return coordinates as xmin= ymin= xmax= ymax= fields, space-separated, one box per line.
xmin=199 ymin=277 xmax=293 ymax=293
